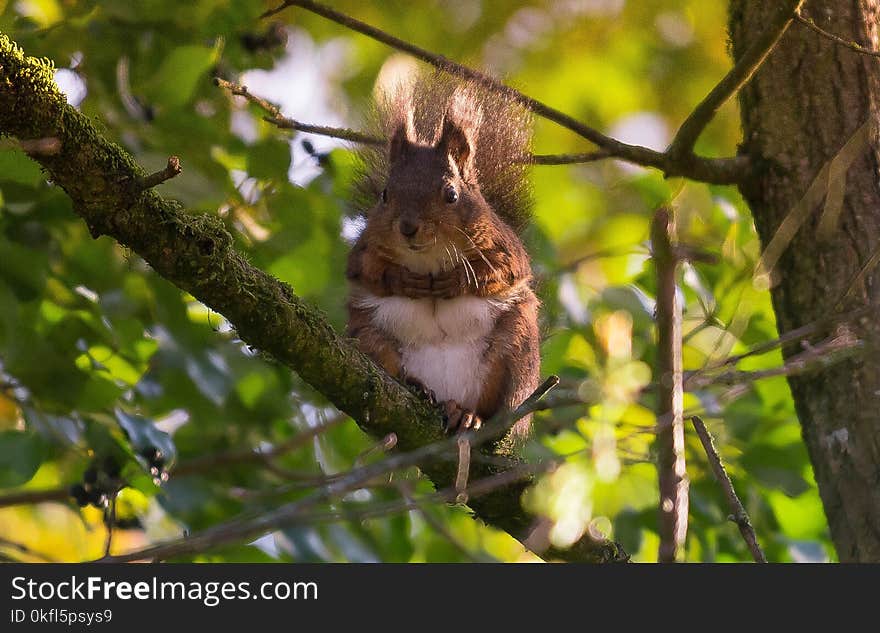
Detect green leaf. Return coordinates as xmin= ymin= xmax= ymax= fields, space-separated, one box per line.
xmin=768 ymin=489 xmax=828 ymax=540
xmin=0 ymin=431 xmax=45 ymax=487
xmin=247 ymin=138 xmax=291 ymax=180
xmin=115 ymin=408 xmax=177 ymax=468
xmin=0 ymin=236 xmax=48 ymax=300
xmin=146 ymin=43 xmax=222 ymax=108
xmin=0 ymin=148 xmax=45 ymax=185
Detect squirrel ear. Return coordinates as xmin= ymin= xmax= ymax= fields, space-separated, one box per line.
xmin=438 ymin=115 xmax=475 ymax=178
xmin=389 ymin=124 xmax=409 ymax=162
xmin=388 ymin=109 xmax=415 ymax=162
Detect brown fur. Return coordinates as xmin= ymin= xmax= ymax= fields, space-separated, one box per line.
xmin=346 ymin=75 xmax=540 ymax=435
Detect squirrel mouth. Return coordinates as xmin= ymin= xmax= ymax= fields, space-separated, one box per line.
xmin=407 ymin=242 xmax=433 ymax=253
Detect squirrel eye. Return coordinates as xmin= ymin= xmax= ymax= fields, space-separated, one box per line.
xmin=381 ymin=188 xmax=388 ymax=203
xmin=443 ymin=185 xmax=459 ymax=204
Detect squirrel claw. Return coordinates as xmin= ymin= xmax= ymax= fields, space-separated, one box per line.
xmin=403 ymin=376 xmax=436 ymax=404
xmin=443 ymin=400 xmax=482 ymax=434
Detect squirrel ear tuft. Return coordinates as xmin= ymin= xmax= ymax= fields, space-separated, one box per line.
xmin=438 ymin=115 xmax=475 ymax=178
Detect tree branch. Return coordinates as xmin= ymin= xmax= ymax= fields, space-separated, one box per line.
xmin=0 ymin=418 xmax=345 ymax=509
xmin=98 ymin=460 xmax=545 ymax=563
xmin=98 ymin=384 xmax=616 ymax=565
xmin=172 ymin=414 xmax=346 ymax=476
xmin=0 ymin=34 xmax=624 ymax=563
xmin=667 ymin=0 xmax=804 ymax=159
xmin=262 ymin=0 xmax=748 ymax=184
xmin=691 ymin=416 xmax=766 ymax=563
xmin=217 ymin=78 xmax=615 ymax=167
xmin=795 ymin=10 xmax=880 ymax=58
xmin=529 ymin=151 xmax=613 ymax=165
xmin=651 ymin=207 xmax=689 ymax=563
xmin=214 ymin=78 xmax=385 ymax=145
xmin=97 ymin=382 xmax=562 ymax=563
xmin=685 ymin=329 xmax=862 ymax=390
xmin=137 ymin=155 xmax=182 ymax=190
xmin=0 ymin=487 xmax=69 ymax=508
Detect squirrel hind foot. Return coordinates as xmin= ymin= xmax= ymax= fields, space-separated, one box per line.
xmin=443 ymin=400 xmax=482 ymax=434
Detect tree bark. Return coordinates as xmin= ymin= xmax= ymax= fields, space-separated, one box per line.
xmin=730 ymin=0 xmax=880 ymax=561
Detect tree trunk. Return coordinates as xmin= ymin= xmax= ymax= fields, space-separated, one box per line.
xmin=730 ymin=0 xmax=880 ymax=561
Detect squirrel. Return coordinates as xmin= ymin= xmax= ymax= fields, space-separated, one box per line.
xmin=345 ymin=75 xmax=540 ymax=437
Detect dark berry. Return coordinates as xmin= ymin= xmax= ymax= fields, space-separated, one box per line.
xmin=70 ymin=484 xmax=89 ymax=507
xmin=83 ymin=467 xmax=97 ymax=485
xmin=88 ymin=490 xmax=107 ymax=508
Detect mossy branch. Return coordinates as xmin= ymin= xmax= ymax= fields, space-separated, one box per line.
xmin=0 ymin=33 xmax=625 ymax=563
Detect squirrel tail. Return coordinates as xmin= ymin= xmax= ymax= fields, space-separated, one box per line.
xmin=353 ymin=70 xmax=533 ymax=233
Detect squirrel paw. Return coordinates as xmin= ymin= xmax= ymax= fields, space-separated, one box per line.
xmin=402 ymin=375 xmax=436 ymax=404
xmin=384 ymin=266 xmax=464 ymax=300
xmin=443 ymin=400 xmax=482 ymax=434
xmin=426 ymin=269 xmax=464 ymax=299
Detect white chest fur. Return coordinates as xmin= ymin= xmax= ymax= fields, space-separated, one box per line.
xmin=356 ymin=294 xmax=505 ymax=409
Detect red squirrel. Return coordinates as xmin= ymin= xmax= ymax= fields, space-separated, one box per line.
xmin=346 ymin=78 xmax=539 ymax=437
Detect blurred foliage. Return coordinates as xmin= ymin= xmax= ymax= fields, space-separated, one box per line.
xmin=0 ymin=0 xmax=831 ymax=563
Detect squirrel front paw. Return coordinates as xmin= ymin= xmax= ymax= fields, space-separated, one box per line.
xmin=381 ymin=264 xmax=465 ymax=299
xmin=425 ymin=268 xmax=465 ymax=299
xmin=443 ymin=400 xmax=482 ymax=434
xmin=401 ymin=373 xmax=437 ymax=404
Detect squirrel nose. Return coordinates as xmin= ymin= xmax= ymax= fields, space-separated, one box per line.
xmin=399 ymin=218 xmax=419 ymax=238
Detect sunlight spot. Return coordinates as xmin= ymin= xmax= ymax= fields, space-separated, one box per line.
xmin=55 ymin=68 xmax=87 ymax=108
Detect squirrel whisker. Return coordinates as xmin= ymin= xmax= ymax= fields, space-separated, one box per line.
xmin=451 ymin=225 xmax=497 ymax=276
xmin=452 ymin=243 xmax=473 ymax=288
xmin=463 ymin=254 xmax=479 ymax=290
xmin=442 ymin=243 xmax=455 ymax=271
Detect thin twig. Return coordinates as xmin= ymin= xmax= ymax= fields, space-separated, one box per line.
xmin=103 ymin=491 xmax=118 ymax=558
xmin=96 ymin=451 xmax=546 ymax=563
xmin=668 ymin=0 xmax=804 ymax=158
xmin=796 ymin=11 xmax=880 ymax=58
xmin=0 ymin=487 xmax=69 ymax=508
xmin=837 ymin=244 xmax=880 ymax=306
xmin=137 ymin=156 xmax=181 ymax=190
xmin=0 ymin=418 xmax=346 ymax=510
xmin=95 ymin=377 xmax=560 ymax=563
xmin=686 ymin=329 xmax=862 ymax=389
xmin=217 ymin=78 xmax=617 ymax=167
xmin=754 ymin=120 xmax=869 ymax=288
xmin=262 ymin=0 xmax=747 ymax=184
xmin=691 ymin=416 xmax=767 ymax=563
xmin=395 ymin=481 xmax=491 ymax=562
xmin=454 ymin=435 xmax=470 ymax=504
xmin=652 ymin=207 xmax=689 ymax=563
xmin=529 ymin=150 xmax=612 ymax=165
xmin=352 ymin=432 xmax=398 ymax=468
xmin=215 ymin=77 xmax=384 ymax=145
xmin=690 ymin=304 xmax=874 ymax=378
xmin=173 ymin=414 xmax=345 ymax=476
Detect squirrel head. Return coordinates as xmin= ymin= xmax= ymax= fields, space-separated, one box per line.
xmin=372 ymin=98 xmax=499 ymax=271
xmin=355 ymin=75 xmax=532 ymax=274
